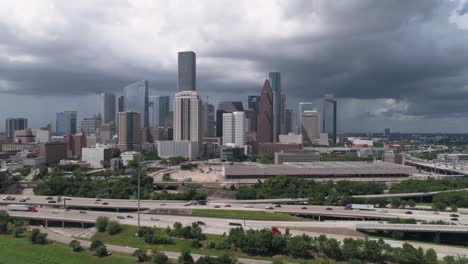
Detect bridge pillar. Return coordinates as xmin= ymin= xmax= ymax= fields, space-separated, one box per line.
xmin=318 ymin=215 xmax=321 ymax=221
xmin=81 ymin=222 xmax=84 ymax=229
xmin=45 ymin=219 xmax=48 ymax=227
xmin=434 ymin=232 xmax=440 ymax=244
xmin=62 ymin=221 xmax=65 ymax=228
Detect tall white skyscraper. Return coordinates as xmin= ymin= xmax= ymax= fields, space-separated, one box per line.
xmin=173 ymin=91 xmax=201 ymax=142
xmin=222 ymin=111 xmax=246 ymax=147
xmin=301 ymin=110 xmax=320 ymax=146
xmin=298 ymin=102 xmax=315 ymax=134
xmin=101 ymin=93 xmax=116 ymax=124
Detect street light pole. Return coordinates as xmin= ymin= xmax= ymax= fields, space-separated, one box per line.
xmin=137 ymin=162 xmax=141 ymax=235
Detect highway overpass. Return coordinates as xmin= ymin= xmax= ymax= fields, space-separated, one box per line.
xmin=356 ymin=223 xmax=468 ymax=234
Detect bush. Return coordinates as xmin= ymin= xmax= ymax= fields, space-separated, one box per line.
xmin=106 ymin=220 xmax=122 ymax=235
xmin=90 ymin=240 xmax=104 ymax=251
xmin=30 ymin=229 xmax=47 ymax=244
xmin=177 ymin=249 xmax=194 ymax=264
xmin=93 ymin=245 xmax=109 ymax=257
xmin=69 ymin=240 xmax=83 ymax=252
xmin=95 ymin=217 xmax=110 ymax=232
xmin=152 ymin=251 xmax=169 ymax=264
xmin=133 ymin=249 xmax=150 ymax=262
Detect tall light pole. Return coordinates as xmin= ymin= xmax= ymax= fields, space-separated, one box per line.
xmin=137 ymin=162 xmax=141 ymax=235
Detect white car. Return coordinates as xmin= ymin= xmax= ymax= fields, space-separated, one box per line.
xmin=52 ymin=210 xmax=59 ymax=214
xmin=150 ymin=217 xmax=159 ymax=221
xmin=244 ymin=204 xmax=254 ymax=208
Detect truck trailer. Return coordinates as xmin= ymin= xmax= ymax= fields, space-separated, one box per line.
xmin=344 ymin=204 xmax=375 ymax=211
xmin=7 ymin=204 xmax=37 ymax=212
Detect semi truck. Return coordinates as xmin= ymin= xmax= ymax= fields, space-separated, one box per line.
xmin=344 ymin=204 xmax=375 ymax=211
xmin=7 ymin=204 xmax=37 ymax=212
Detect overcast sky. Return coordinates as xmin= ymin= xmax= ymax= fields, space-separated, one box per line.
xmin=2 ymin=0 xmax=468 ymax=133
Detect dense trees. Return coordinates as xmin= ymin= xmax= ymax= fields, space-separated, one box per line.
xmin=236 ymin=176 xmax=384 ymax=204
xmin=389 ymin=178 xmax=468 ymax=194
xmin=106 ymin=220 xmax=122 ymax=235
xmin=0 ymin=211 xmax=10 ymax=234
xmin=432 ymin=191 xmax=468 ymax=210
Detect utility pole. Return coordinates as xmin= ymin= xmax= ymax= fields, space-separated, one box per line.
xmin=137 ymin=162 xmax=141 ymax=236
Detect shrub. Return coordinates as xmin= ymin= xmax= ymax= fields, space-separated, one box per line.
xmin=152 ymin=251 xmax=169 ymax=264
xmin=133 ymin=249 xmax=150 ymax=262
xmin=69 ymin=240 xmax=82 ymax=252
xmin=30 ymin=229 xmax=48 ymax=244
xmin=106 ymin=220 xmax=122 ymax=235
xmin=93 ymin=245 xmax=109 ymax=257
xmin=90 ymin=240 xmax=104 ymax=251
xmin=95 ymin=217 xmax=110 ymax=232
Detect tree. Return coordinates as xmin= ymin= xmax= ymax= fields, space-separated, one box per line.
xmin=69 ymin=240 xmax=83 ymax=252
xmin=162 ymin=173 xmax=172 ymax=181
xmin=152 ymin=251 xmax=169 ymax=264
xmin=95 ymin=217 xmax=109 ymax=232
xmin=407 ymin=200 xmax=416 ymax=208
xmin=424 ymin=248 xmax=438 ymax=264
xmin=287 ymin=235 xmax=312 ymax=258
xmin=133 ymin=249 xmax=150 ymax=262
xmin=90 ymin=240 xmax=104 ymax=251
xmin=0 ymin=211 xmax=11 ymax=234
xmin=177 ymin=249 xmax=194 ymax=264
xmin=30 ymin=228 xmax=48 ymax=244
xmin=106 ymin=220 xmax=122 ymax=235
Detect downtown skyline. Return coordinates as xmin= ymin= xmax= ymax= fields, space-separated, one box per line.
xmin=2 ymin=1 xmax=468 ymax=133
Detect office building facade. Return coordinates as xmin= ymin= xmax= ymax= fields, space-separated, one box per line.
xmin=118 ymin=112 xmax=141 ymax=151
xmin=81 ymin=115 xmax=102 ymax=135
xmin=5 ymin=118 xmax=28 ymax=141
xmin=257 ymin=80 xmax=274 ymax=143
xmin=269 ymin=72 xmax=281 ymax=142
xmin=222 ymin=111 xmax=246 ymax=147
xmin=322 ymin=95 xmax=337 ymax=144
xmin=56 ymin=111 xmax=77 ymax=136
xmin=101 ymin=92 xmax=116 ymax=124
xmin=216 ymin=101 xmax=244 ymax=138
xmin=298 ymin=102 xmax=315 ymax=134
xmin=178 ymin=51 xmax=196 ymax=92
xmin=158 ymin=96 xmax=170 ymax=127
xmin=173 ymin=91 xmax=202 ymax=142
xmin=124 ymin=80 xmax=149 ymax=128
xmin=302 ymin=110 xmax=320 ymax=146
xmin=247 ymin=95 xmax=260 ymax=131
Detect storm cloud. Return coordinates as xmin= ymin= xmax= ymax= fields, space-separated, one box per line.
xmin=1 ymin=0 xmax=468 ymax=132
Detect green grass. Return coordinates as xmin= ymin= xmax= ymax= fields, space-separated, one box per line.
xmin=0 ymin=234 xmax=136 ymax=264
xmin=191 ymin=209 xmax=307 ymax=221
xmin=90 ymin=225 xmax=327 ymax=264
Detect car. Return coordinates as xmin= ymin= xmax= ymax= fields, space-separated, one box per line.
xmin=450 ymin=214 xmax=459 ymax=217
xmin=405 ymin=211 xmax=413 ymax=215
xmin=117 ymin=216 xmax=125 ymax=219
xmin=301 ymin=206 xmax=308 ymax=210
xmin=126 ymin=215 xmax=134 ymax=218
xmin=224 ymin=204 xmax=231 ymax=207
xmin=150 ymin=217 xmax=159 ymax=221
xmin=95 ymin=199 xmax=101 ymax=202
xmin=107 ymin=250 xmax=112 ymax=256
xmin=196 ymin=221 xmax=206 ymax=225
xmin=274 ymin=204 xmax=282 ymax=208
xmin=160 ymin=203 xmax=166 ymax=206
xmin=64 ymin=197 xmax=72 ymax=201
xmin=2 ymin=196 xmax=15 ymax=201
xmin=214 ymin=205 xmax=221 ymax=208
xmin=48 ymin=200 xmax=57 ymax=204
xmin=102 ymin=202 xmax=109 ymax=205
xmin=326 ymin=207 xmax=333 ymax=211
xmin=451 ymin=218 xmax=459 ymax=221
xmin=265 ymin=206 xmax=274 ymax=210
xmin=52 ymin=210 xmax=59 ymax=214
xmin=244 ymin=204 xmax=253 ymax=208
xmin=379 ymin=210 xmax=388 ymax=213
xmin=79 ymin=211 xmax=87 ymax=214
xmin=19 ymin=199 xmax=26 ymax=202
xmin=22 ymin=197 xmax=30 ymax=200
xmin=45 ymin=197 xmax=53 ymax=200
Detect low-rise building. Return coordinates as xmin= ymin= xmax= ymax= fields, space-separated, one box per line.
xmin=274 ymin=150 xmax=320 ymax=164
xmin=38 ymin=142 xmax=67 ymax=164
xmin=121 ymin=151 xmax=142 ymax=166
xmin=383 ymin=153 xmax=403 ymax=164
xmin=156 ymin=141 xmax=199 ymax=160
xmin=81 ymin=145 xmax=113 ymax=168
xmin=257 ymin=143 xmax=302 ymax=156
xmin=278 ymin=133 xmax=303 ymax=145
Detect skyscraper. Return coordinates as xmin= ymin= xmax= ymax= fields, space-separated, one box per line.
xmin=81 ymin=114 xmax=102 ymax=135
xmin=5 ymin=118 xmax=28 ymax=141
xmin=158 ymin=96 xmax=170 ymax=127
xmin=118 ymin=112 xmax=141 ymax=151
xmin=285 ymin=109 xmax=293 ymax=133
xmin=178 ymin=51 xmax=196 ymax=92
xmin=269 ymin=72 xmax=281 ymax=142
xmin=298 ymin=102 xmax=315 ymax=134
xmin=247 ymin=95 xmax=260 ymax=131
xmin=257 ymin=80 xmax=274 ymax=143
xmin=56 ymin=111 xmax=77 ymax=136
xmin=118 ymin=96 xmax=125 ymax=112
xmin=173 ymin=91 xmax=202 ymax=142
xmin=222 ymin=111 xmax=246 ymax=147
xmin=101 ymin=92 xmax=116 ymax=124
xmin=216 ymin=102 xmax=244 ymax=138
xmin=201 ymin=102 xmax=216 ymax=137
xmin=322 ymin=95 xmax=337 ymax=145
xmin=302 ymin=110 xmax=320 ymax=146
xmin=123 ymin=80 xmax=149 ymax=128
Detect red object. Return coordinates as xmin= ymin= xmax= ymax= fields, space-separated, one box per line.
xmin=271 ymin=226 xmax=281 ymax=235
xmin=28 ymin=205 xmax=38 ymax=212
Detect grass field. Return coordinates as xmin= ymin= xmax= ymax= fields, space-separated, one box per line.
xmin=0 ymin=234 xmax=135 ymax=264
xmin=191 ymin=209 xmax=307 ymax=221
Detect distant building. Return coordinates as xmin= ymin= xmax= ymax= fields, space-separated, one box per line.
xmin=216 ymin=101 xmax=243 ymax=138
xmin=247 ymin=95 xmax=260 ymax=131
xmin=279 ymin=133 xmax=303 ymax=145
xmin=222 ymin=111 xmax=246 ymax=147
xmin=56 ymin=111 xmax=77 ymax=136
xmin=124 ymin=81 xmax=149 ymax=128
xmin=158 ymin=96 xmax=170 ymax=127
xmin=5 ymin=118 xmax=28 ymax=141
xmin=64 ymin=133 xmax=87 ymax=158
xmin=120 ymin=151 xmax=142 ymax=166
xmin=38 ymin=142 xmax=67 ymax=164
xmin=298 ymin=102 xmax=314 ymax=134
xmin=173 ymin=91 xmax=202 ymax=143
xmin=101 ymin=92 xmax=116 ymax=124
xmin=14 ymin=129 xmax=35 ymax=143
xmin=202 ymin=102 xmax=216 ymax=137
xmin=257 ymin=143 xmax=302 ymax=156
xmin=322 ymin=95 xmax=337 ymax=145
xmin=285 ymin=109 xmax=293 ymax=134
xmin=257 ymin=80 xmax=274 ymax=143
xmin=81 ymin=115 xmax=102 ymax=135
xmin=0 ymin=168 xmax=12 ymax=193
xmin=301 ymin=110 xmax=320 ymax=146
xmin=98 ymin=122 xmax=116 ymax=144
xmin=118 ymin=112 xmax=141 ymax=151
xmin=384 ymin=152 xmax=403 ymax=164
xmin=384 ymin=128 xmax=391 ymax=137
xmin=178 ymin=51 xmax=196 ymax=92
xmin=157 ymin=141 xmax=199 ymax=160
xmin=31 ymin=129 xmax=51 ymax=143
xmin=269 ymin=72 xmax=282 ymax=142
xmin=274 ymin=150 xmax=320 ymax=164
xmin=202 ymin=137 xmax=221 ymax=158
xmin=82 ymin=145 xmax=112 ymax=168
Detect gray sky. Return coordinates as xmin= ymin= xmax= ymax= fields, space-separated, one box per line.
xmin=2 ymin=0 xmax=468 ymax=133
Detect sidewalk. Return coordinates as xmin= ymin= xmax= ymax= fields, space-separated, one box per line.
xmin=39 ymin=226 xmax=271 ymax=264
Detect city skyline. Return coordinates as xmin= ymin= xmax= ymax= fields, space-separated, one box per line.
xmin=2 ymin=1 xmax=468 ymax=132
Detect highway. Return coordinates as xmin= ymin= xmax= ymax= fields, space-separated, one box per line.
xmin=356 ymin=223 xmax=468 ymax=233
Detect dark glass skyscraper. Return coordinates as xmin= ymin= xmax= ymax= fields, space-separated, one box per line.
xmin=216 ymin=101 xmax=244 ymax=138
xmin=323 ymin=95 xmax=337 ymax=145
xmin=56 ymin=111 xmax=77 ymax=136
xmin=158 ymin=96 xmax=170 ymax=127
xmin=247 ymin=95 xmax=260 ymax=131
xmin=178 ymin=51 xmax=196 ymax=92
xmin=101 ymin=92 xmax=116 ymax=124
xmin=123 ymin=80 xmax=149 ymax=128
xmin=269 ymin=72 xmax=281 ymax=142
xmin=257 ymin=80 xmax=274 ymax=143
xmin=5 ymin=118 xmax=28 ymax=140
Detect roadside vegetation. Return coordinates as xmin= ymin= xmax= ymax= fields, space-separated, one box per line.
xmin=191 ymin=209 xmax=306 ymax=221
xmin=389 ymin=178 xmax=468 ymax=194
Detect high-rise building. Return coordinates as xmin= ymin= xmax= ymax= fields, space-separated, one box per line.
xmin=118 ymin=96 xmax=125 ymax=112
xmin=5 ymin=118 xmax=28 ymax=141
xmin=384 ymin=128 xmax=391 ymax=137
xmin=244 ymin=109 xmax=256 ymax=132
xmin=257 ymin=80 xmax=274 ymax=143
xmin=201 ymin=102 xmax=215 ymax=137
xmin=269 ymin=72 xmax=281 ymax=142
xmin=81 ymin=115 xmax=102 ymax=135
xmin=118 ymin=112 xmax=141 ymax=151
xmin=285 ymin=109 xmax=293 ymax=133
xmin=302 ymin=110 xmax=320 ymax=146
xmin=298 ymin=102 xmax=315 ymax=134
xmin=322 ymin=95 xmax=337 ymax=144
xmin=222 ymin=111 xmax=246 ymax=147
xmin=158 ymin=96 xmax=170 ymax=127
xmin=38 ymin=142 xmax=67 ymax=164
xmin=64 ymin=133 xmax=87 ymax=158
xmin=173 ymin=91 xmax=201 ymax=142
xmin=123 ymin=81 xmax=149 ymax=128
xmin=101 ymin=93 xmax=116 ymax=124
xmin=216 ymin=102 xmax=244 ymax=138
xmin=56 ymin=111 xmax=77 ymax=136
xmin=247 ymin=95 xmax=260 ymax=131
xmin=178 ymin=51 xmax=196 ymax=92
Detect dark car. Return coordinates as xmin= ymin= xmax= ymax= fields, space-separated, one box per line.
xmin=197 ymin=221 xmax=206 ymax=225
xmin=102 ymin=202 xmax=109 ymax=205
xmin=79 ymin=211 xmax=87 ymax=214
xmin=96 ymin=199 xmax=101 ymax=202
xmin=45 ymin=197 xmax=54 ymax=200
xmin=451 ymin=217 xmax=459 ymax=221
xmin=301 ymin=207 xmax=308 ymax=210
xmin=48 ymin=200 xmax=57 ymax=204
xmin=274 ymin=204 xmax=282 ymax=208
xmin=405 ymin=211 xmax=413 ymax=215
xmin=117 ymin=216 xmax=125 ymax=219
xmin=450 ymin=214 xmax=459 ymax=217
xmin=326 ymin=207 xmax=333 ymax=210
xmin=126 ymin=215 xmax=134 ymax=219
